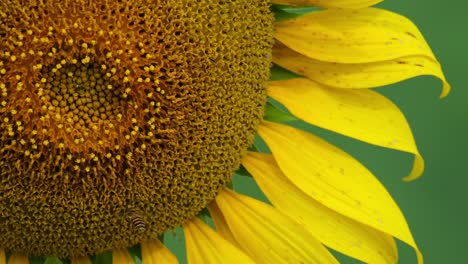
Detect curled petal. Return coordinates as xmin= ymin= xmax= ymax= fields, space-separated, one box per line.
xmin=273 ymin=42 xmax=450 ymax=97
xmin=184 ymin=217 xmax=255 ymax=264
xmin=215 ymin=188 xmax=339 ymax=264
xmin=142 ymin=239 xmax=179 ymax=264
xmin=268 ymin=77 xmax=424 ymax=180
xmin=258 ymin=121 xmax=423 ymax=263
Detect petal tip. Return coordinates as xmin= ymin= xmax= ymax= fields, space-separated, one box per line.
xmin=403 ymin=154 xmax=425 ymax=182
xmin=439 ymin=81 xmax=451 ymax=99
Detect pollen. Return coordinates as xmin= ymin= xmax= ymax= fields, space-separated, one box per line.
xmin=0 ymin=0 xmax=274 ymax=258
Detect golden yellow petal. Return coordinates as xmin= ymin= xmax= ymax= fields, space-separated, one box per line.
xmin=6 ymin=254 xmax=28 ymax=264
xmin=258 ymin=121 xmax=423 ymax=263
xmin=142 ymin=239 xmax=178 ymax=264
xmin=272 ymin=0 xmax=382 ymax=8
xmin=276 ymin=8 xmax=435 ymax=64
xmin=70 ymin=256 xmax=92 ymax=264
xmin=112 ymin=248 xmax=134 ymax=264
xmin=243 ymin=152 xmax=398 ymax=264
xmin=207 ymin=202 xmax=240 ymax=247
xmin=215 ymin=188 xmax=339 ymax=264
xmin=183 ymin=217 xmax=255 ymax=264
xmin=273 ymin=42 xmax=450 ymax=97
xmin=268 ymin=77 xmax=424 ymax=180
xmin=0 ymin=249 xmax=5 ymax=264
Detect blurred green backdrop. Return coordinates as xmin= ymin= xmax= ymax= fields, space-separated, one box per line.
xmin=163 ymin=1 xmax=468 ymax=263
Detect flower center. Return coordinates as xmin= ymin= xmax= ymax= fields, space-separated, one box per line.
xmin=0 ymin=0 xmax=274 ymax=257
xmin=39 ymin=61 xmax=131 ymax=151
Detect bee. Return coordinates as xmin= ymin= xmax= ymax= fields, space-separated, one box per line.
xmin=126 ymin=209 xmax=146 ymax=232
xmin=208 ymin=57 xmax=217 ymax=65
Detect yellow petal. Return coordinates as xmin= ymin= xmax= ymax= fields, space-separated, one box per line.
xmin=258 ymin=121 xmax=423 ymax=263
xmin=243 ymin=152 xmax=397 ymax=264
xmin=268 ymin=78 xmax=424 ymax=180
xmin=276 ymin=8 xmax=435 ymax=64
xmin=0 ymin=249 xmax=5 ymax=264
xmin=272 ymin=0 xmax=382 ymax=9
xmin=112 ymin=248 xmax=134 ymax=264
xmin=215 ymin=188 xmax=339 ymax=264
xmin=6 ymin=254 xmax=28 ymax=264
xmin=273 ymin=41 xmax=450 ymax=97
xmin=142 ymin=239 xmax=179 ymax=264
xmin=207 ymin=202 xmax=240 ymax=247
xmin=184 ymin=217 xmax=255 ymax=264
xmin=70 ymin=257 xmax=92 ymax=264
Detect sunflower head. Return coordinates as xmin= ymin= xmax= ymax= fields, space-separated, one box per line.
xmin=0 ymin=0 xmax=273 ymax=257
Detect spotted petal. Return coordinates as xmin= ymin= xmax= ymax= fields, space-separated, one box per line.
xmin=184 ymin=217 xmax=255 ymax=264
xmin=276 ymin=8 xmax=435 ymax=64
xmin=215 ymin=188 xmax=339 ymax=264
xmin=258 ymin=121 xmax=423 ymax=263
xmin=272 ymin=0 xmax=382 ymax=9
xmin=273 ymin=42 xmax=450 ymax=97
xmin=142 ymin=239 xmax=178 ymax=264
xmin=268 ymin=78 xmax=424 ymax=180
xmin=112 ymin=249 xmax=134 ymax=264
xmin=243 ymin=152 xmax=397 ymax=263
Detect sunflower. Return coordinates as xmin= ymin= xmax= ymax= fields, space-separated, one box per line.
xmin=0 ymin=0 xmax=449 ymax=263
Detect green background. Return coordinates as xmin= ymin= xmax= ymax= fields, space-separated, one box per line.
xmin=375 ymin=0 xmax=467 ymax=263
xmin=164 ymin=1 xmax=468 ymax=263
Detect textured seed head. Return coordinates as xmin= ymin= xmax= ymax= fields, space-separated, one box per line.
xmin=0 ymin=0 xmax=274 ymax=257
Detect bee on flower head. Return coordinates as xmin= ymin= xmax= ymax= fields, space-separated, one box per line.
xmin=126 ymin=209 xmax=146 ymax=232
xmin=209 ymin=57 xmax=217 ymax=65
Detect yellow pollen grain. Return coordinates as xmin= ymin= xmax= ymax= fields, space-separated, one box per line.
xmin=81 ymin=56 xmax=91 ymax=64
